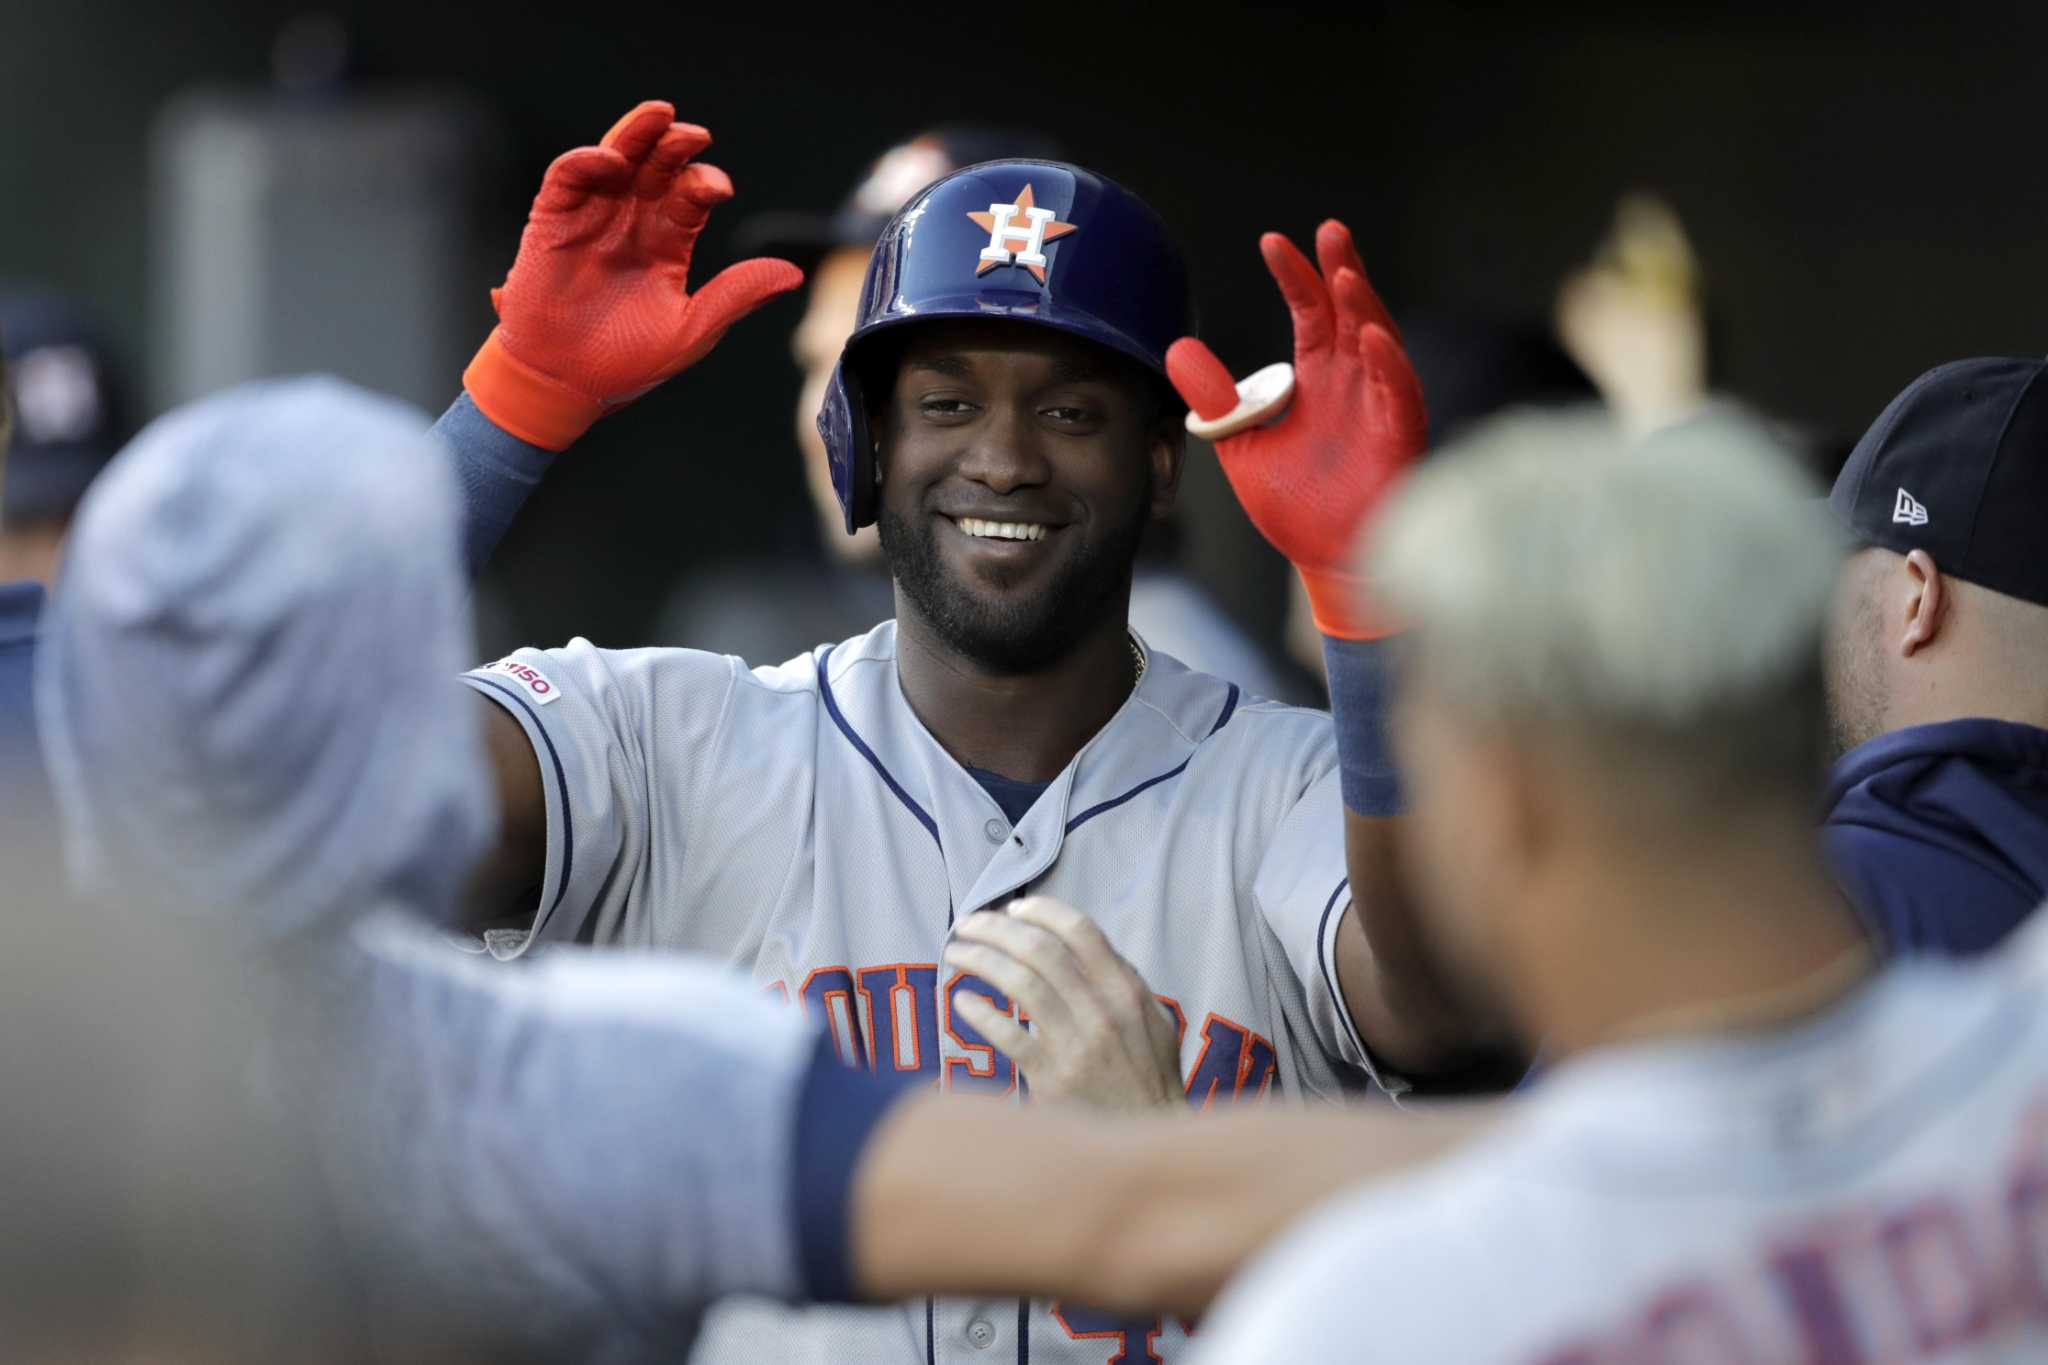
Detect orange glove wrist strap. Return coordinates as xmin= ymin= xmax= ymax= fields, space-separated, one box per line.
xmin=1299 ymin=563 xmax=1398 ymax=641
xmin=462 ymin=330 xmax=606 ymax=452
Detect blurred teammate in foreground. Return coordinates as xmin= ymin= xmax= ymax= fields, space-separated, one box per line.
xmin=36 ymin=378 xmax=1481 ymax=1360
xmin=1191 ymin=415 xmax=2048 ymax=1362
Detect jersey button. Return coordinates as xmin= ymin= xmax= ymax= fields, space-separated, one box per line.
xmin=982 ymin=817 xmax=1006 ymax=844
xmin=966 ymin=1318 xmax=997 ymax=1349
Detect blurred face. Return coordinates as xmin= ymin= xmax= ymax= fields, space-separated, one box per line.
xmin=793 ymin=246 xmax=878 ymax=562
xmin=1824 ymin=549 xmax=1891 ymax=757
xmin=1389 ymin=672 xmax=1525 ymax=1025
xmin=873 ymin=320 xmax=1180 ymax=673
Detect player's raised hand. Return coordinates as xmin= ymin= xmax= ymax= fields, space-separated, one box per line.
xmin=1165 ymin=220 xmax=1426 ymax=639
xmin=464 ymin=99 xmax=806 ymax=450
xmin=944 ymin=897 xmax=1183 ymax=1112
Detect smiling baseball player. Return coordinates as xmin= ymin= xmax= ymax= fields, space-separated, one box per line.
xmin=441 ymin=101 xmax=1489 ymax=1363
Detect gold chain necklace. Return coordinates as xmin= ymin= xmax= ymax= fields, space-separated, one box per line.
xmin=1128 ymin=633 xmax=1147 ymax=689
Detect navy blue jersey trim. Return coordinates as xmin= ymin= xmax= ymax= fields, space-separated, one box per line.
xmin=1064 ymin=684 xmax=1240 ymax=834
xmin=1315 ymin=876 xmax=1353 ymax=1046
xmin=471 ymin=673 xmax=574 ymax=917
xmin=1016 ymin=1298 xmax=1030 ymax=1364
xmin=926 ymin=1297 xmax=936 ymax=1365
xmin=818 ymin=646 xmax=942 ymax=850
xmin=1206 ymin=682 xmax=1241 ymax=737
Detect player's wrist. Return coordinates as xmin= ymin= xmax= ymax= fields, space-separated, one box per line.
xmin=462 ymin=328 xmax=605 ymax=452
xmin=1297 ymin=563 xmax=1396 ymax=641
xmin=1321 ymin=634 xmax=1403 ymax=816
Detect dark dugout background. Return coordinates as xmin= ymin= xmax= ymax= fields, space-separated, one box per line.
xmin=2 ymin=1 xmax=2040 ymax=654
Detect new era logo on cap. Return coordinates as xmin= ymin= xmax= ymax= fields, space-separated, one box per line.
xmin=1828 ymin=356 xmax=2048 ymax=610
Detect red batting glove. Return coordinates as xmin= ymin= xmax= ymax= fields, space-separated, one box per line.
xmin=464 ymin=100 xmax=805 ymax=450
xmin=1166 ymin=221 xmax=1426 ymax=639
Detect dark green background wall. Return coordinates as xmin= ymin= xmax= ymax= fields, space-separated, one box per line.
xmin=3 ymin=1 xmax=2039 ymax=649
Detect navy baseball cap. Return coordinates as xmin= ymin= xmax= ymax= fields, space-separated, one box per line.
xmin=737 ymin=127 xmax=1064 ymax=270
xmin=1 ymin=289 xmax=124 ymax=527
xmin=1828 ymin=356 xmax=2048 ymax=608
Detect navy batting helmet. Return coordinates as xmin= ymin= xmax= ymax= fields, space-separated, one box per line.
xmin=816 ymin=159 xmax=1192 ymax=533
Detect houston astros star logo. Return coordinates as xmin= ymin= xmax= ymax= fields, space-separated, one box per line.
xmin=968 ymin=185 xmax=1078 ymax=283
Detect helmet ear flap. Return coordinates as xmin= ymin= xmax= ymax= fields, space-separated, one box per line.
xmin=818 ymin=357 xmax=877 ymax=533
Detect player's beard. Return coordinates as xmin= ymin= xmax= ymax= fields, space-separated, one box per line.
xmin=879 ymin=494 xmax=1150 ymax=675
xmin=1822 ymin=565 xmax=1887 ymax=760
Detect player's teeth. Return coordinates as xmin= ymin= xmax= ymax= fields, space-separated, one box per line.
xmin=959 ymin=518 xmax=1046 ymax=541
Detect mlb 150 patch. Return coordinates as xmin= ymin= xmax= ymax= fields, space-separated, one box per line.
xmin=480 ymin=657 xmax=562 ymax=705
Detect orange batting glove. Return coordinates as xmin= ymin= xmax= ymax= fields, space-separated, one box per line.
xmin=463 ymin=100 xmax=805 ymax=450
xmin=1166 ymin=221 xmax=1426 ymax=639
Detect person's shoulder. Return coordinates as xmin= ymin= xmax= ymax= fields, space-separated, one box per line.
xmin=1142 ymin=648 xmax=1335 ymax=780
xmin=1127 ymin=572 xmax=1315 ymax=704
xmin=469 ymin=636 xmax=745 ymax=703
xmin=1140 ymin=647 xmax=1328 ymax=733
xmin=463 ymin=629 xmax=902 ymax=750
xmin=805 ymin=619 xmax=899 ymax=692
xmin=1195 ymin=1144 xmax=1531 ymax=1358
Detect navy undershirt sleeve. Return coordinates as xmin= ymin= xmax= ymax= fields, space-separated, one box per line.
xmin=431 ymin=392 xmax=555 ymax=577
xmin=789 ymin=1033 xmax=918 ymax=1303
xmin=1322 ymin=634 xmax=1403 ymax=816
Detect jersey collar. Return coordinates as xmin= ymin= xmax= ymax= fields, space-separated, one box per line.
xmin=818 ymin=621 xmax=1243 ymax=916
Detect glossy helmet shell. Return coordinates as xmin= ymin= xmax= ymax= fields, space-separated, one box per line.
xmin=816 ymin=159 xmax=1192 ymax=532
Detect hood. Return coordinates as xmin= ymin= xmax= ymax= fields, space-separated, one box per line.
xmin=1822 ymin=718 xmax=2048 ymax=955
xmin=35 ymin=377 xmax=495 ymax=939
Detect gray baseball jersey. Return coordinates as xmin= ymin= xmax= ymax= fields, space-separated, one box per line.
xmin=1191 ymin=910 xmax=2048 ymax=1363
xmin=288 ymin=908 xmax=895 ymax=1363
xmin=464 ymin=619 xmax=1374 ymax=1364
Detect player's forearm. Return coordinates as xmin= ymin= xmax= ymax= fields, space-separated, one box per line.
xmin=851 ymin=1096 xmax=1491 ymax=1318
xmin=1337 ymin=814 xmax=1470 ymax=1066
xmin=1082 ymin=1103 xmax=1503 ymax=1314
xmin=1329 ymin=643 xmax=1525 ymax=1079
xmin=431 ymin=391 xmax=555 ymax=577
xmin=852 ymin=1096 xmax=1220 ymax=1313
xmin=1337 ymin=818 xmax=1528 ymax=1084
xmin=1324 ymin=634 xmax=1472 ymax=1070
